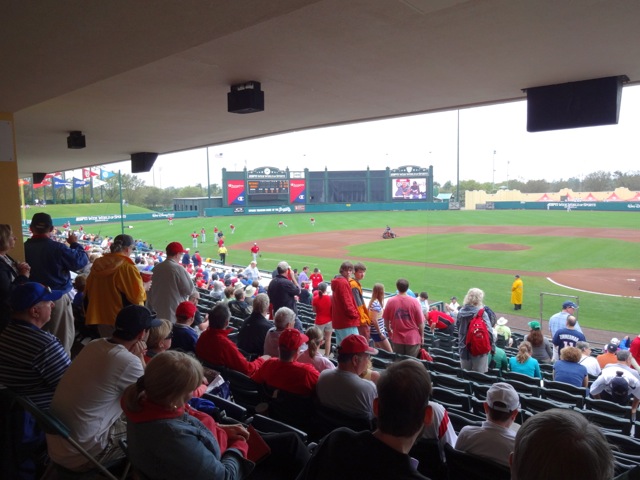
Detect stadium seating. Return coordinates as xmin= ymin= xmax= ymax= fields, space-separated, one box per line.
xmin=246 ymin=414 xmax=308 ymax=444
xmin=431 ymin=387 xmax=472 ymax=412
xmin=503 ymin=371 xmax=542 ymax=387
xmin=543 ymin=379 xmax=587 ymax=397
xmin=444 ymin=444 xmax=510 ymax=480
xmin=539 ymin=388 xmax=585 ymax=409
xmin=430 ymin=373 xmax=473 ymax=395
xmin=585 ymin=397 xmax=633 ymax=419
xmin=519 ymin=396 xmax=567 ymax=414
xmin=409 ymin=438 xmax=448 ymax=480
xmin=579 ymin=409 xmax=632 ymax=436
xmin=459 ymin=370 xmax=498 ymax=385
xmin=503 ymin=378 xmax=540 ymax=398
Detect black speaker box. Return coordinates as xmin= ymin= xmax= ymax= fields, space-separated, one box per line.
xmin=526 ymin=76 xmax=626 ymax=132
xmin=228 ymin=82 xmax=264 ymax=114
xmin=67 ymin=131 xmax=86 ymax=149
xmin=131 ymin=152 xmax=158 ymax=173
xmin=32 ymin=172 xmax=47 ymax=184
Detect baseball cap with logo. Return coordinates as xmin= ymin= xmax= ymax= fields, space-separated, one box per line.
xmin=278 ymin=328 xmax=309 ymax=351
xmin=30 ymin=213 xmax=53 ymax=230
xmin=610 ymin=372 xmax=630 ymax=403
xmin=338 ymin=334 xmax=378 ymax=355
xmin=113 ymin=305 xmax=161 ymax=340
xmin=528 ymin=321 xmax=541 ymax=330
xmin=10 ymin=282 xmax=64 ymax=311
xmin=486 ymin=382 xmax=520 ymax=413
xmin=562 ymin=301 xmax=578 ymax=309
xmin=166 ymin=242 xmax=186 ymax=256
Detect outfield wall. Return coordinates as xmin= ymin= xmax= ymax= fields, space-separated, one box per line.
xmin=204 ymin=201 xmax=448 ymax=217
xmin=43 ymin=210 xmax=198 ymax=226
xmin=492 ymin=201 xmax=640 ymax=212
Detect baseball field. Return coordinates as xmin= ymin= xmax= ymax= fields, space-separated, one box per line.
xmin=30 ymin=205 xmax=640 ymax=335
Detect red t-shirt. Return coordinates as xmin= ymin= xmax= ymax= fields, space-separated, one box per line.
xmin=427 ymin=310 xmax=455 ymax=330
xmin=312 ymin=291 xmax=332 ymax=325
xmin=309 ymin=273 xmax=323 ymax=289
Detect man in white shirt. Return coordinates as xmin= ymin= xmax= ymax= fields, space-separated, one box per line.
xmin=47 ymin=305 xmax=160 ymax=471
xmin=590 ymin=350 xmax=640 ymax=408
xmin=243 ymin=261 xmax=261 ymax=283
xmin=576 ymin=341 xmax=601 ymax=376
xmin=455 ymin=382 xmax=519 ymax=466
xmin=147 ymin=242 xmax=195 ymax=323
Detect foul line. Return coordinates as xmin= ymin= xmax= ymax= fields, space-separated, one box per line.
xmin=546 ymin=277 xmax=640 ymax=299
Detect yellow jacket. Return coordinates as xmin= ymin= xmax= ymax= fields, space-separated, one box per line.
xmin=85 ymin=253 xmax=146 ymax=326
xmin=511 ymin=277 xmax=523 ymax=304
xmin=349 ymin=278 xmax=371 ymax=326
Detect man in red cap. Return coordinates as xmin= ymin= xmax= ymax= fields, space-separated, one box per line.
xmin=251 ymin=328 xmax=319 ymax=396
xmin=316 ymin=334 xmax=378 ymax=419
xmin=147 ymin=242 xmax=195 ymax=323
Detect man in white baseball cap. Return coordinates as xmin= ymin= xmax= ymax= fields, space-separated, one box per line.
xmin=455 ymin=382 xmax=520 ymax=466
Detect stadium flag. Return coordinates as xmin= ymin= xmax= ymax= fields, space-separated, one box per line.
xmin=90 ymin=167 xmax=100 ymax=177
xmin=53 ymin=177 xmax=72 ymax=189
xmin=92 ymin=178 xmax=107 ymax=187
xmin=32 ymin=179 xmax=51 ymax=189
xmin=100 ymin=169 xmax=116 ymax=180
xmin=73 ymin=177 xmax=89 ymax=188
xmin=82 ymin=168 xmax=91 ymax=179
xmin=44 ymin=172 xmax=62 ymax=180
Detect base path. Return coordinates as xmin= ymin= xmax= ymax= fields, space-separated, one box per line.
xmin=236 ymin=226 xmax=640 ymax=299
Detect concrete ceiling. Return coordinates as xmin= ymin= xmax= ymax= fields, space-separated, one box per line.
xmin=4 ymin=0 xmax=640 ymax=176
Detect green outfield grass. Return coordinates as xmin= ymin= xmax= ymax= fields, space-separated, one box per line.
xmin=27 ymin=207 xmax=640 ymax=334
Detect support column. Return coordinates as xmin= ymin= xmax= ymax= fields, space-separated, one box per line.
xmin=0 ymin=113 xmax=25 ymax=259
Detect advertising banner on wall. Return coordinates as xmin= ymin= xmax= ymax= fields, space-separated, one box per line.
xmin=290 ymin=179 xmax=306 ymax=203
xmin=226 ymin=180 xmax=246 ymax=205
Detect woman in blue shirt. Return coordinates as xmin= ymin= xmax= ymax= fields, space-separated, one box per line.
xmin=553 ymin=346 xmax=588 ymax=388
xmin=508 ymin=341 xmax=542 ymax=378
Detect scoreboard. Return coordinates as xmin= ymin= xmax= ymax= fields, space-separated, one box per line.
xmin=248 ymin=179 xmax=289 ymax=195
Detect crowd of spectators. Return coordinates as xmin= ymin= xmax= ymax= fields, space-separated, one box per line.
xmin=2 ymin=212 xmax=638 ymax=479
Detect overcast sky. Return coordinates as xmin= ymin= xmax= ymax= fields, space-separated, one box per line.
xmin=108 ymin=84 xmax=640 ymax=189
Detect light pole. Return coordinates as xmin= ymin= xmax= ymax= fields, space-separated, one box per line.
xmin=456 ymin=111 xmax=460 ymax=204
xmin=492 ymin=150 xmax=496 ymax=192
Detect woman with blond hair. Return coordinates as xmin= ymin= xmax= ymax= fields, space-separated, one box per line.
xmin=123 ymin=350 xmax=309 ymax=479
xmin=367 ymin=283 xmax=392 ymax=352
xmin=508 ymin=341 xmax=541 ymax=378
xmin=0 ymin=224 xmax=30 ymax=330
xmin=553 ymin=346 xmax=588 ymax=388
xmin=121 ymin=351 xmax=253 ymax=479
xmin=144 ymin=318 xmax=173 ymax=363
xmin=298 ymin=326 xmax=335 ymax=373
